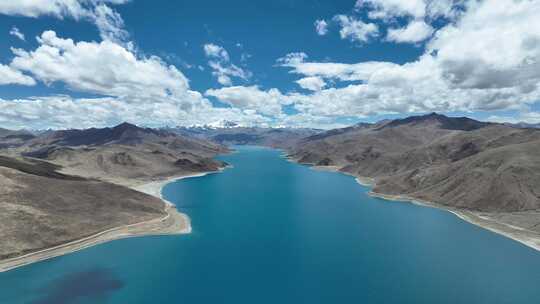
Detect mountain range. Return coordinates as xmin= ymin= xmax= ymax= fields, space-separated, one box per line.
xmin=286 ymin=113 xmax=540 ymax=242
xmin=0 ymin=122 xmax=228 ymax=262
xmin=2 ymin=113 xmax=540 ymax=261
xmin=11 ymin=122 xmax=229 ymax=186
xmin=170 ymin=125 xmax=319 ymax=148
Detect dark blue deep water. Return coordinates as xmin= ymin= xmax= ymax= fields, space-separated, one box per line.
xmin=2 ymin=146 xmax=540 ymax=303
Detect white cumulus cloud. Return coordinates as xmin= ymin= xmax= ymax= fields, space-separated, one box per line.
xmin=206 ymin=86 xmax=290 ymax=116
xmin=356 ymin=0 xmax=427 ymax=20
xmin=203 ymin=43 xmax=251 ymax=86
xmin=0 ymin=0 xmax=130 ymax=43
xmin=203 ymin=43 xmax=230 ymax=61
xmin=314 ymin=19 xmax=328 ymax=36
xmin=9 ymin=26 xmax=25 ymax=41
xmin=333 ymin=15 xmax=378 ymax=43
xmin=349 ymin=0 xmax=463 ymax=45
xmin=296 ymin=77 xmax=326 ymax=91
xmin=273 ymin=0 xmax=540 ymax=119
xmin=0 ymin=30 xmax=271 ymax=128
xmin=386 ymin=20 xmax=434 ymax=43
xmin=278 ymin=52 xmax=397 ymax=82
xmin=11 ymin=31 xmax=190 ymax=99
xmin=0 ymin=94 xmax=272 ymax=130
xmin=0 ymin=64 xmax=35 ymax=86
xmin=1 ymin=0 xmax=540 ymax=129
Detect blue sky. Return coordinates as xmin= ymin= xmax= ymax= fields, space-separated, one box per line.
xmin=0 ymin=0 xmax=539 ymax=129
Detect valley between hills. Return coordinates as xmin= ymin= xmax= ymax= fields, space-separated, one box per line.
xmin=182 ymin=113 xmax=540 ymax=250
xmin=1 ymin=113 xmax=540 ymax=271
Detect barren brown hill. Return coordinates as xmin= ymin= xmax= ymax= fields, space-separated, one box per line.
xmin=288 ymin=113 xmax=540 ymax=235
xmin=0 ymin=122 xmax=229 ymax=268
xmin=10 ymin=122 xmax=229 ymax=186
xmin=0 ymin=155 xmax=166 ymax=260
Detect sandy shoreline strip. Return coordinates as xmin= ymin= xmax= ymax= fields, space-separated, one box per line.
xmin=367 ymin=190 xmax=540 ymax=252
xmin=306 ymin=162 xmax=540 ymax=252
xmin=0 ymin=171 xmax=218 ymax=273
xmin=361 ymin=176 xmax=540 ymax=252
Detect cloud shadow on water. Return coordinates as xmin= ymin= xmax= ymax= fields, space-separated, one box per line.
xmin=30 ymin=267 xmax=124 ymax=304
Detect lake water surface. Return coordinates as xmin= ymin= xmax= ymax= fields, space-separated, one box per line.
xmin=2 ymin=146 xmax=540 ymax=303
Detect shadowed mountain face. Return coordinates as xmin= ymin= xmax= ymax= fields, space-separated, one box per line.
xmin=378 ymin=112 xmax=491 ymax=131
xmin=33 ymin=122 xmax=173 ymax=147
xmin=0 ymin=156 xmax=83 ymax=181
xmin=288 ymin=113 xmax=540 ymax=214
xmin=27 ymin=122 xmax=205 ymax=148
xmin=171 ymin=126 xmax=320 ymax=149
xmin=3 ymin=122 xmax=229 ymax=185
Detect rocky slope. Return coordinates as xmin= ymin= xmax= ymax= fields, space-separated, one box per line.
xmin=288 ymin=113 xmax=540 ymax=233
xmin=0 ymin=155 xmax=166 ymax=260
xmin=9 ymin=122 xmax=229 ymax=185
xmin=0 ymin=122 xmax=229 ymax=262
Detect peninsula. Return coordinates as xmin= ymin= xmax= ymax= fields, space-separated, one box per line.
xmin=0 ymin=123 xmax=228 ymax=271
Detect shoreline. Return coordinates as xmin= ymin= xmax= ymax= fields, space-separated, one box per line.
xmin=306 ymin=161 xmax=540 ymax=252
xmin=367 ymin=190 xmax=540 ymax=252
xmin=0 ymin=170 xmax=221 ymax=273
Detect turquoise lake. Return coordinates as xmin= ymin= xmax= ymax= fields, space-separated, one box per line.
xmin=2 ymin=146 xmax=540 ymax=303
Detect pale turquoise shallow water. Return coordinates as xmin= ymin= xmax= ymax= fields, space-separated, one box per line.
xmin=2 ymin=146 xmax=540 ymax=303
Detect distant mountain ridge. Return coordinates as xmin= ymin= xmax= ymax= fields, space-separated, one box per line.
xmin=0 ymin=128 xmax=36 ymax=148
xmin=2 ymin=122 xmax=229 ymax=186
xmin=377 ymin=112 xmax=491 ymax=131
xmin=170 ymin=125 xmax=321 ymax=148
xmin=169 ymin=113 xmax=540 ymax=247
xmin=2 ymin=113 xmax=540 ymax=260
xmin=504 ymin=122 xmax=540 ymax=129
xmin=32 ymin=122 xmax=174 ymax=147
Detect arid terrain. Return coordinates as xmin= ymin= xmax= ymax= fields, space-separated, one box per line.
xmin=0 ymin=122 xmax=229 ymax=269
xmin=0 ymin=155 xmax=167 ymax=260
xmin=2 ymin=114 xmax=540 ymax=267
xmin=11 ymin=122 xmax=229 ymax=185
xmin=286 ymin=113 xmax=540 ymax=248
